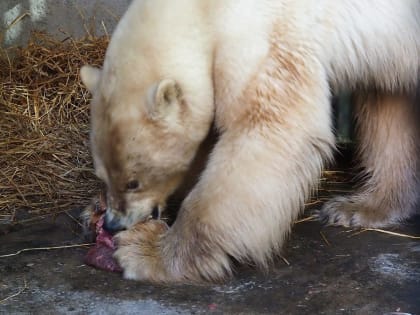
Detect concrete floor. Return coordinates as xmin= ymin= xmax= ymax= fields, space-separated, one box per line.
xmin=1 ymin=174 xmax=420 ymax=314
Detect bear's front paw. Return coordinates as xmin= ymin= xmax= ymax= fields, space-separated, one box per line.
xmin=114 ymin=220 xmax=170 ymax=282
xmin=317 ymin=196 xmax=392 ymax=228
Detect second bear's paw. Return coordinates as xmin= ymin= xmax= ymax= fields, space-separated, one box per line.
xmin=316 ymin=196 xmax=393 ymax=228
xmin=114 ymin=220 xmax=169 ymax=282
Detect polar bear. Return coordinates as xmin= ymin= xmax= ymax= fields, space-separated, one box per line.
xmin=80 ymin=0 xmax=420 ymax=283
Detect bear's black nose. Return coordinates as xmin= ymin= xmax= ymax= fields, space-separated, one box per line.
xmin=103 ymin=213 xmax=125 ymax=233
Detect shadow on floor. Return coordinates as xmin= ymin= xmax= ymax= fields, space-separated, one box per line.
xmin=1 ymin=160 xmax=419 ymax=314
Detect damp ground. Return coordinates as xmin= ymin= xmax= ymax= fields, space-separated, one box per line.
xmin=1 ymin=171 xmax=419 ymax=314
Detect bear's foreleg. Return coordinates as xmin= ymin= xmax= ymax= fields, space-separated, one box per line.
xmin=114 ymin=47 xmax=335 ymax=282
xmin=320 ymin=93 xmax=419 ymax=227
xmin=159 ymin=123 xmax=335 ymax=282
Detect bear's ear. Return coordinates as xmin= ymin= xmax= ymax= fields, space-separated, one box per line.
xmin=80 ymin=65 xmax=102 ymax=93
xmin=147 ymin=79 xmax=183 ymax=121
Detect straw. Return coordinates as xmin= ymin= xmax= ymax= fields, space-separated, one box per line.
xmin=0 ymin=31 xmax=108 ymax=220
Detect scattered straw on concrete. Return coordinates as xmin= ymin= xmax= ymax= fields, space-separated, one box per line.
xmin=0 ymin=243 xmax=94 ymax=258
xmin=294 ymin=216 xmax=316 ymax=224
xmin=0 ymin=277 xmax=28 ymax=304
xmin=0 ymin=31 xmax=108 ymax=222
xmin=350 ymin=228 xmax=420 ymax=240
xmin=280 ymin=256 xmax=290 ymax=266
xmin=319 ymin=231 xmax=331 ymax=246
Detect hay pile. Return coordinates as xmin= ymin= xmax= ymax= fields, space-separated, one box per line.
xmin=0 ymin=32 xmax=109 ymax=222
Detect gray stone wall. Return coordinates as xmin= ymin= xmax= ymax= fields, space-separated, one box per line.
xmin=0 ymin=0 xmax=132 ymax=47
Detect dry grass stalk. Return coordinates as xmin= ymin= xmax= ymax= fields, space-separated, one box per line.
xmin=0 ymin=243 xmax=93 ymax=259
xmin=0 ymin=31 xmax=108 ymax=222
xmin=350 ymin=228 xmax=420 ymax=239
xmin=0 ymin=277 xmax=28 ymax=304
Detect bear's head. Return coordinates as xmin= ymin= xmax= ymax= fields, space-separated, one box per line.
xmin=80 ymin=65 xmax=210 ymax=232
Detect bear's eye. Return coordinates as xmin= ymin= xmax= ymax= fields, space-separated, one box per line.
xmin=126 ymin=180 xmax=140 ymax=191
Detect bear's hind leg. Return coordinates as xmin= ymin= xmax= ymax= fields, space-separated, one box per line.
xmin=320 ymin=93 xmax=419 ymax=227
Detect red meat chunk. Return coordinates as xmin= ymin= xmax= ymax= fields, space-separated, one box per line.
xmin=84 ymin=215 xmax=122 ymax=273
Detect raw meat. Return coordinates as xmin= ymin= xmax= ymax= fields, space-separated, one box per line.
xmin=85 ymin=215 xmax=122 ymax=273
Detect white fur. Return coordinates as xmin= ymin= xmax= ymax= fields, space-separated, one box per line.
xmin=81 ymin=0 xmax=420 ymax=282
xmin=92 ymin=0 xmax=420 ymax=128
